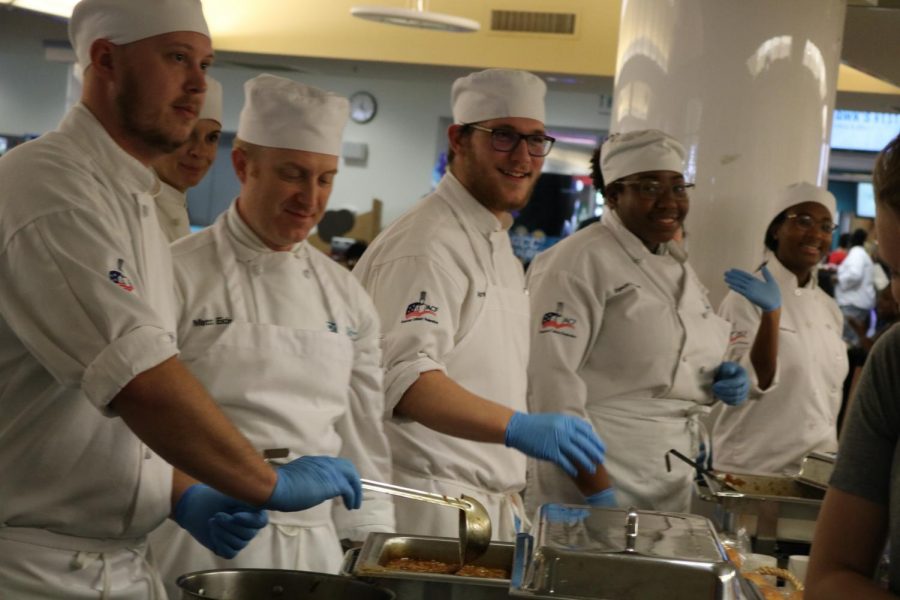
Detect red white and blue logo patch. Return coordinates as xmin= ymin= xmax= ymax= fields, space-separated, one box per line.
xmin=108 ymin=259 xmax=134 ymax=292
xmin=402 ymin=291 xmax=439 ymax=325
xmin=540 ymin=302 xmax=577 ymax=338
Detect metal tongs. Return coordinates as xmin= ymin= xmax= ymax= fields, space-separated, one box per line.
xmin=665 ymin=448 xmax=740 ymax=491
xmin=361 ymin=478 xmax=492 ymax=566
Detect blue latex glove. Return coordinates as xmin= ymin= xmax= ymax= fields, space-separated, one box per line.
xmin=724 ymin=265 xmax=781 ymax=312
xmin=266 ymin=455 xmax=362 ymax=512
xmin=712 ymin=361 xmax=750 ymax=406
xmin=174 ymin=484 xmax=269 ymax=559
xmin=504 ymin=412 xmax=606 ymax=477
xmin=585 ymin=487 xmax=617 ymax=508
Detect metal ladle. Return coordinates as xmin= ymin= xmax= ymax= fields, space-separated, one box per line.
xmin=360 ymin=478 xmax=492 ymax=566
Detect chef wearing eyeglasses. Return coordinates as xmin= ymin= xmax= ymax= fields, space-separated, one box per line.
xmin=525 ymin=129 xmax=749 ymax=514
xmin=354 ymin=68 xmax=606 ymax=540
xmin=712 ymin=182 xmax=848 ymax=477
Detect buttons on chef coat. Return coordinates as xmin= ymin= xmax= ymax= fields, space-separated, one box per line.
xmin=141 ymin=204 xmax=150 ymax=218
xmin=144 ymin=448 xmax=153 ymax=459
xmin=252 ymin=264 xmax=263 ymax=276
xmin=794 ymin=289 xmax=802 ymax=297
xmin=303 ymin=269 xmax=312 ymax=279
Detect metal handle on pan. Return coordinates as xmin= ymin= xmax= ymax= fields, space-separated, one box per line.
xmin=624 ymin=508 xmax=639 ymax=553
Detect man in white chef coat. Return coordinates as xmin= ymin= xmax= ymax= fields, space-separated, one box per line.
xmin=153 ymin=75 xmax=224 ymax=242
xmin=151 ymin=74 xmax=395 ymax=595
xmin=0 ymin=2 xmax=362 ymax=597
xmin=354 ymin=68 xmax=606 ymax=540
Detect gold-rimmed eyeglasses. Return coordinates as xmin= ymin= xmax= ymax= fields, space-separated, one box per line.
xmin=786 ymin=213 xmax=838 ymax=235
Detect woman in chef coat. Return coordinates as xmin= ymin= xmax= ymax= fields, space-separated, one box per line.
xmin=526 ymin=129 xmax=749 ymax=513
xmin=712 ymin=183 xmax=848 ymax=476
xmin=152 ymin=76 xmax=222 ymax=241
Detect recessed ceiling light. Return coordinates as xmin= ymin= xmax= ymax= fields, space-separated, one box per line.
xmin=351 ymin=6 xmax=479 ymax=33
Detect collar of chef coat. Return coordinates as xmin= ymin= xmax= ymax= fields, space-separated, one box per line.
xmin=62 ymin=103 xmax=159 ymax=196
xmin=764 ymin=250 xmax=818 ymax=294
xmin=439 ymin=170 xmax=512 ymax=236
xmin=602 ymin=208 xmax=687 ymax=264
xmin=225 ymin=199 xmax=309 ymax=263
xmin=155 ymin=180 xmax=186 ymax=206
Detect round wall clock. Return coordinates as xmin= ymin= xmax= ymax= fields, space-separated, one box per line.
xmin=349 ymin=91 xmax=377 ymax=124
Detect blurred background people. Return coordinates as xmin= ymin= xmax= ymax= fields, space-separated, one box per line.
xmin=835 ymin=228 xmax=876 ymax=346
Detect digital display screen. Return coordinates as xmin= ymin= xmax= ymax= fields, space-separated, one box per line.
xmin=857 ymin=181 xmax=876 ymax=218
xmin=831 ymin=110 xmax=900 ymax=152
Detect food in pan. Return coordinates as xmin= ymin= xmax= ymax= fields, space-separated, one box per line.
xmin=383 ymin=557 xmax=509 ymax=579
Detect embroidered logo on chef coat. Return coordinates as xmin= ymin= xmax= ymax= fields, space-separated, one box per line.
xmin=540 ymin=302 xmax=577 ymax=338
xmin=729 ymin=330 xmax=748 ymax=345
xmin=402 ymin=291 xmax=439 ymax=325
xmin=108 ymin=259 xmax=134 ymax=292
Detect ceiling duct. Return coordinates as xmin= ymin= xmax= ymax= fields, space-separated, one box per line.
xmin=490 ymin=10 xmax=577 ymax=35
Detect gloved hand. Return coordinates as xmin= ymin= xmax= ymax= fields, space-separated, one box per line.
xmin=504 ymin=412 xmax=605 ymax=477
xmin=724 ymin=265 xmax=781 ymax=313
xmin=585 ymin=487 xmax=617 ymax=508
xmin=712 ymin=361 xmax=749 ymax=406
xmin=266 ymin=455 xmax=362 ymax=512
xmin=174 ymin=484 xmax=269 ymax=559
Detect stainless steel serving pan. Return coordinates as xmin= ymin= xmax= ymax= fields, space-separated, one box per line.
xmin=177 ymin=568 xmax=395 ymax=599
xmin=795 ymin=451 xmax=836 ymax=491
xmin=342 ymin=532 xmax=514 ymax=599
xmin=510 ymin=505 xmax=743 ymax=600
xmin=695 ymin=471 xmax=824 ymax=553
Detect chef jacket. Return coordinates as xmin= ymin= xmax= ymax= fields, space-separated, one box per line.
xmin=353 ymin=172 xmax=529 ymax=516
xmin=154 ymin=180 xmax=191 ymax=242
xmin=168 ymin=200 xmax=395 ymax=538
xmin=836 ymin=245 xmax=876 ymax=310
xmin=0 ymin=103 xmax=177 ymax=539
xmin=525 ymin=211 xmax=731 ymax=513
xmin=713 ymin=255 xmax=848 ymax=476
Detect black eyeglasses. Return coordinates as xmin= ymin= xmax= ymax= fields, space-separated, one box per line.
xmin=466 ymin=124 xmax=556 ymax=157
xmin=786 ymin=213 xmax=838 ymax=235
xmin=617 ymin=179 xmax=695 ymax=199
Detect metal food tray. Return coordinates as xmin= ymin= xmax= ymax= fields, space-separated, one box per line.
xmin=795 ymin=451 xmax=836 ymax=491
xmin=510 ymin=505 xmax=743 ymax=600
xmin=695 ymin=472 xmax=824 ymax=551
xmin=342 ymin=532 xmax=514 ymax=599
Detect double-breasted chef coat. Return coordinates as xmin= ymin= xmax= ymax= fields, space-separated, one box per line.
xmin=525 ymin=210 xmax=732 ymax=514
xmin=713 ymin=255 xmax=848 ymax=476
xmin=150 ymin=201 xmax=394 ymax=597
xmin=353 ymin=172 xmax=530 ymax=541
xmin=0 ymin=104 xmax=178 ymax=599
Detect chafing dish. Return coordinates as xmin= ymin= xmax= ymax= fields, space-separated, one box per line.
xmin=795 ymin=451 xmax=836 ymax=491
xmin=695 ymin=471 xmax=824 ymax=554
xmin=342 ymin=532 xmax=514 ymax=599
xmin=510 ymin=504 xmax=743 ymax=599
xmin=177 ymin=568 xmax=395 ymax=599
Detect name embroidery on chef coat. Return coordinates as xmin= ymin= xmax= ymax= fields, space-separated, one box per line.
xmin=192 ymin=316 xmax=233 ymax=327
xmin=539 ymin=302 xmax=577 ymax=338
xmin=402 ymin=291 xmax=439 ymax=325
xmin=108 ymin=258 xmax=134 ymax=292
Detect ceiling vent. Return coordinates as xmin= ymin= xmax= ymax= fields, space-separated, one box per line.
xmin=490 ymin=10 xmax=576 ymax=35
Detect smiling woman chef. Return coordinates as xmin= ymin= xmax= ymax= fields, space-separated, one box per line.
xmin=525 ymin=129 xmax=750 ymax=513
xmin=712 ymin=182 xmax=848 ymax=477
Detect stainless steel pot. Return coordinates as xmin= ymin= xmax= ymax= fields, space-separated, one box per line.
xmin=177 ymin=568 xmax=396 ymax=600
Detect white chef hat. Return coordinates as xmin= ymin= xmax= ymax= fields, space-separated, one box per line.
xmin=600 ymin=129 xmax=686 ymax=184
xmin=69 ymin=0 xmax=210 ymax=74
xmin=770 ymin=182 xmax=837 ymax=222
xmin=237 ymin=74 xmax=349 ymax=156
xmin=198 ymin=76 xmax=223 ymax=124
xmin=452 ymin=68 xmax=546 ymax=124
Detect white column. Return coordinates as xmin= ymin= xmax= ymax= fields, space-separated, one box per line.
xmin=611 ymin=0 xmax=846 ymax=304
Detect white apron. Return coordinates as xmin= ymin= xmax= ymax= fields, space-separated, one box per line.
xmin=390 ymin=208 xmax=531 ymax=541
xmin=152 ymin=221 xmax=354 ymax=597
xmin=587 ymin=232 xmax=730 ymax=513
